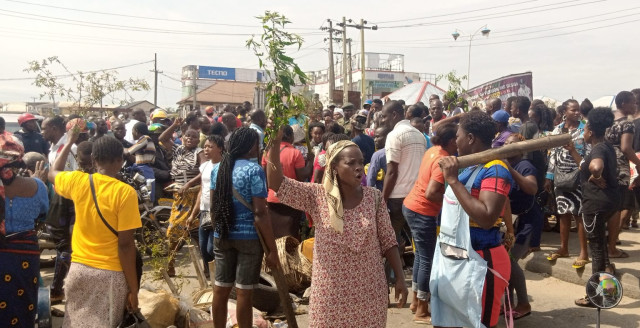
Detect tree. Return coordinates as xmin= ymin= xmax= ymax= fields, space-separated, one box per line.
xmin=24 ymin=56 xmax=150 ymax=114
xmin=246 ymin=11 xmax=307 ymax=147
xmin=435 ymin=70 xmax=468 ymax=111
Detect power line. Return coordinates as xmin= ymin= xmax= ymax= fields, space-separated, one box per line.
xmin=368 ymin=6 xmax=640 ymax=43
xmin=0 ymin=60 xmax=154 ymax=81
xmin=0 ymin=9 xmax=324 ymax=37
xmin=379 ymin=0 xmax=605 ymax=28
xmin=375 ymin=0 xmax=539 ymax=24
xmin=2 ymin=0 xmax=319 ymax=30
xmin=368 ymin=17 xmax=640 ymax=49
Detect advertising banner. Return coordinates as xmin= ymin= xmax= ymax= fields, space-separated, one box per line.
xmin=465 ymin=72 xmax=533 ymax=107
xmin=198 ymin=66 xmax=236 ymax=80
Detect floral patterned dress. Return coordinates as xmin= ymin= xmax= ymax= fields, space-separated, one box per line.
xmin=276 ymin=177 xmax=397 ymax=327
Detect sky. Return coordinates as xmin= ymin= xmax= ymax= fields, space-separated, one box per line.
xmin=1 ymin=0 xmax=639 ymax=110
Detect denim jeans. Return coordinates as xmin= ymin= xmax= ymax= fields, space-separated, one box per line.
xmin=198 ymin=218 xmax=214 ymax=275
xmin=402 ymin=205 xmax=437 ymax=300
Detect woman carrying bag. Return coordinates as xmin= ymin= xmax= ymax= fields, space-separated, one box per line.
xmin=49 ymin=128 xmax=141 ymax=328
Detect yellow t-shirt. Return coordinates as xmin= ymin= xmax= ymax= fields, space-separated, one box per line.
xmin=55 ymin=171 xmax=142 ymax=271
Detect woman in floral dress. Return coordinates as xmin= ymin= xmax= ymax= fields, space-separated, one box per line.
xmin=266 ymin=129 xmax=408 ymax=327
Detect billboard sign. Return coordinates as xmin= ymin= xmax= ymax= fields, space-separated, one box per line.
xmin=198 ymin=66 xmax=236 ymax=80
xmin=465 ymin=72 xmax=533 ymax=107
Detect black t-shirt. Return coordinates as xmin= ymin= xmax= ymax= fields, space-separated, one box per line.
xmin=509 ymin=159 xmax=537 ymax=214
xmin=580 ymin=142 xmax=620 ymax=214
xmin=633 ymin=117 xmax=640 ymax=152
xmin=352 ymin=134 xmax=375 ymax=165
xmin=519 ymin=122 xmax=547 ymax=189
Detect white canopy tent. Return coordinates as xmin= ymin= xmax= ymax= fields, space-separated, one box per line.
xmin=385 ymin=81 xmax=446 ymax=106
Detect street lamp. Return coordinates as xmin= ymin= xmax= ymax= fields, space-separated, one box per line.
xmin=451 ymin=25 xmax=491 ymax=90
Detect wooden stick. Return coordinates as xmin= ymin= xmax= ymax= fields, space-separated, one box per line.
xmin=161 ymin=270 xmax=179 ymax=296
xmin=254 ymin=226 xmax=299 ymax=328
xmin=456 ymin=133 xmax=572 ymax=168
xmin=187 ymin=245 xmax=207 ymax=289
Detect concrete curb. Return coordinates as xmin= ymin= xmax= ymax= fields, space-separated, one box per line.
xmin=520 ymin=251 xmax=640 ymax=299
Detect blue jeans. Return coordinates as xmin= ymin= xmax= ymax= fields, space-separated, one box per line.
xmin=402 ymin=205 xmax=437 ymax=300
xmin=198 ymin=214 xmax=214 ymax=275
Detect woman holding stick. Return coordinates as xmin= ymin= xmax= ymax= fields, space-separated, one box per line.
xmin=266 ymin=127 xmax=407 ymax=327
xmin=435 ymin=111 xmax=513 ymax=328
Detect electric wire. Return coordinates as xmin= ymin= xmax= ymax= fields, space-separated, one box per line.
xmin=0 ymin=60 xmax=154 ymax=81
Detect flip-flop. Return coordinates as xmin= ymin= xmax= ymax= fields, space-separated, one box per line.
xmin=609 ymin=251 xmax=629 ymax=258
xmin=547 ymin=252 xmax=569 ymax=261
xmin=572 ymin=259 xmax=591 ymax=269
xmin=413 ymin=316 xmax=432 ymax=325
xmin=508 ymin=310 xmax=532 ymax=321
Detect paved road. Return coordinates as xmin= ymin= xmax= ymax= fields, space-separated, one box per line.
xmin=43 ymin=250 xmax=639 ymax=328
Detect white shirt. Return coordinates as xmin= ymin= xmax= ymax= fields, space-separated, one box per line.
xmin=199 ymin=160 xmax=214 ymax=211
xmin=48 ymin=133 xmax=77 ymax=173
xmin=385 ymin=120 xmax=426 ymax=198
xmin=124 ymin=119 xmax=141 ymax=144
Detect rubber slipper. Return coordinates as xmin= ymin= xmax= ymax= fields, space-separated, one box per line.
xmin=572 ymin=259 xmax=591 ymax=269
xmin=609 ymin=251 xmax=629 ymax=258
xmin=509 ymin=310 xmax=532 ymax=320
xmin=547 ymin=252 xmax=569 ymax=261
xmin=413 ymin=316 xmax=432 ymax=325
xmin=575 ymin=296 xmax=596 ymax=308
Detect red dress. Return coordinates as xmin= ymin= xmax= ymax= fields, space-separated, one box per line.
xmin=277 ymin=178 xmax=397 ymax=327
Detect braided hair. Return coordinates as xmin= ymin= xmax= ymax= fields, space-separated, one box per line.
xmin=212 ymin=127 xmax=259 ymax=238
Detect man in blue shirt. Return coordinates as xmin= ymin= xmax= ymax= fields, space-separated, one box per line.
xmin=351 ymin=114 xmax=375 ymax=165
xmin=366 ymin=126 xmax=390 ymax=191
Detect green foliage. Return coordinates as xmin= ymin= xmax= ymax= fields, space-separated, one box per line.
xmin=246 ymin=11 xmax=308 ymax=147
xmin=435 ymin=70 xmax=468 ymax=111
xmin=24 ymin=57 xmax=150 ymax=112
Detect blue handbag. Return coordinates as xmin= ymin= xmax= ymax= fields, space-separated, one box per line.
xmin=430 ymin=165 xmax=488 ymax=328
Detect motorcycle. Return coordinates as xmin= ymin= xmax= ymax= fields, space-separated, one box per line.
xmin=119 ymin=166 xmax=171 ymax=256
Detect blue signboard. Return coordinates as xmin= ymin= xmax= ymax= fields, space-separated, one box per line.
xmin=198 ymin=66 xmax=236 ymax=80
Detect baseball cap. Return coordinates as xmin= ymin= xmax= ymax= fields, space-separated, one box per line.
xmin=492 ymin=110 xmax=510 ymax=123
xmin=17 ymin=113 xmax=38 ymax=126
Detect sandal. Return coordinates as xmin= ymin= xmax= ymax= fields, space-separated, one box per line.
xmin=572 ymin=259 xmax=591 ymax=269
xmin=605 ymin=263 xmax=616 ymax=275
xmin=547 ymin=251 xmax=569 ymax=261
xmin=507 ymin=310 xmax=532 ymax=321
xmin=609 ymin=250 xmax=629 ymax=258
xmin=413 ymin=316 xmax=432 ymax=325
xmin=575 ymin=296 xmax=596 ymax=307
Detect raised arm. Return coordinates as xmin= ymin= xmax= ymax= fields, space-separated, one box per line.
xmin=159 ymin=118 xmax=182 ymax=151
xmin=266 ymin=130 xmax=285 ymax=193
xmin=48 ymin=129 xmax=79 ymax=183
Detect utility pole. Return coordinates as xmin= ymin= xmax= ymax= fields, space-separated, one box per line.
xmin=320 ymin=19 xmax=338 ymax=103
xmin=341 ymin=17 xmax=348 ymax=105
xmin=347 ymin=38 xmax=352 ymax=93
xmin=344 ymin=19 xmax=377 ymax=107
xmin=192 ymin=65 xmax=197 ymax=112
xmin=151 ymin=53 xmax=162 ymax=108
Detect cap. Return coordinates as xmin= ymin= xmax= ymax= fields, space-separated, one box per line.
xmin=492 ymin=109 xmax=510 ymax=123
xmin=66 ymin=118 xmax=89 ymax=133
xmin=350 ymin=113 xmax=368 ymax=131
xmin=151 ymin=110 xmax=168 ymax=119
xmin=365 ymin=99 xmax=373 ymax=105
xmin=358 ymin=109 xmax=369 ymax=116
xmin=17 ymin=113 xmax=37 ymax=126
xmin=205 ymin=106 xmax=214 ymax=115
xmin=333 ymin=108 xmax=344 ymax=117
xmin=342 ymin=102 xmax=355 ymax=110
xmin=148 ymin=123 xmax=167 ymax=134
xmin=328 ymin=103 xmax=336 ymax=108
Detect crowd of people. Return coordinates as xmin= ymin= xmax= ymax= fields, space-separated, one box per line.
xmin=1 ymin=88 xmax=639 ymax=327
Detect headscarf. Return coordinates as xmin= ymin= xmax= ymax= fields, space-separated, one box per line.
xmin=0 ymin=134 xmax=25 ymax=236
xmin=322 ymin=140 xmax=358 ymax=233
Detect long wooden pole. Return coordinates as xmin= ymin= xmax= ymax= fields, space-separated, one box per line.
xmin=254 ymin=225 xmax=298 ymax=328
xmin=456 ymin=133 xmax=571 ymax=168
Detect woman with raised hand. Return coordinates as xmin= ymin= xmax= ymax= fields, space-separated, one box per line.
xmin=0 ymin=135 xmax=49 ymax=328
xmin=209 ymin=127 xmax=279 ymax=328
xmin=48 ymin=128 xmax=141 ymax=327
xmin=266 ymin=127 xmax=407 ymax=327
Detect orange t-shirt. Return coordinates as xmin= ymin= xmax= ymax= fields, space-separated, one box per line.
xmin=403 ymin=146 xmax=447 ymax=216
xmin=262 ymin=142 xmax=305 ymax=203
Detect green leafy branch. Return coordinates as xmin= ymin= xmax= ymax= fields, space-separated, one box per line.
xmin=435 ymin=70 xmax=468 ymax=112
xmin=246 ymin=11 xmax=308 ymax=147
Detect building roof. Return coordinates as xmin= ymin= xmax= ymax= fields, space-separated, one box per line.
xmin=114 ymin=100 xmax=154 ymax=110
xmin=177 ymin=80 xmax=255 ymax=105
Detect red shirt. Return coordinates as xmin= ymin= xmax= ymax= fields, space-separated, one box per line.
xmin=262 ymin=142 xmax=305 ymax=203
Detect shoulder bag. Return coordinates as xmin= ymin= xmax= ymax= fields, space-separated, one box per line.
xmin=553 ymin=151 xmax=580 ymax=191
